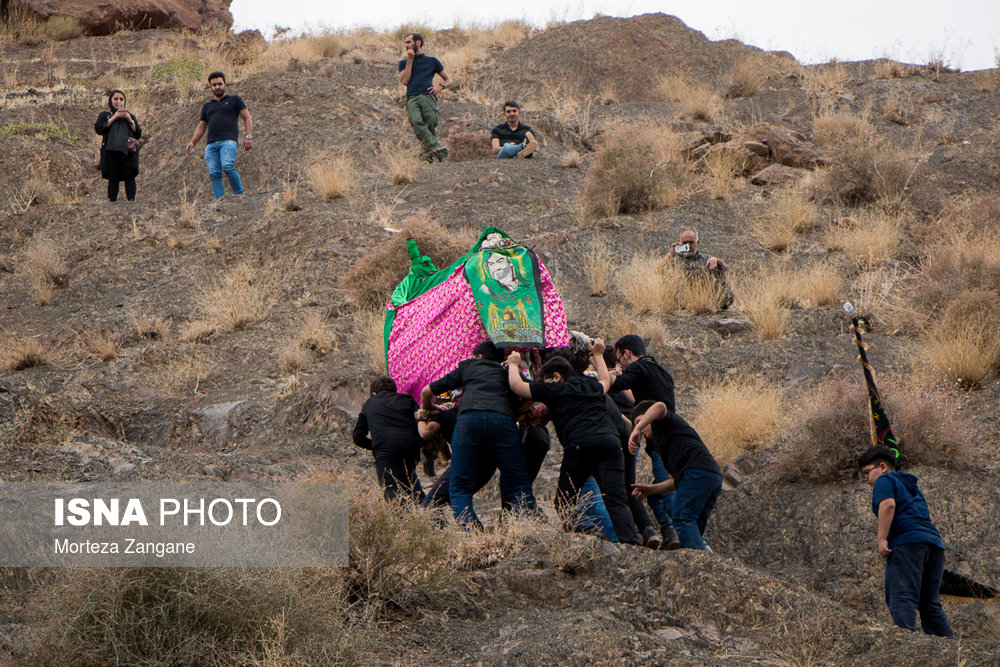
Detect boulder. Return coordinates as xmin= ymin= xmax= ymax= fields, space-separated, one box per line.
xmin=733 ymin=123 xmax=828 ymax=169
xmin=12 ymin=0 xmax=233 ymax=35
xmin=749 ymin=163 xmax=809 ymax=186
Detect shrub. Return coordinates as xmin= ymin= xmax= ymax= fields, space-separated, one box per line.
xmin=149 ymin=58 xmax=203 ymax=84
xmin=76 ymin=328 xmax=120 ymax=362
xmin=445 ymin=130 xmax=494 ymax=161
xmin=752 ymin=186 xmax=818 ymax=251
xmin=680 ymin=273 xmax=729 ymax=315
xmin=580 ymin=239 xmax=614 ymax=296
xmin=0 ymin=121 xmax=82 ymax=145
xmin=345 ymin=216 xmax=473 ymax=309
xmin=581 ymin=125 xmax=685 ymax=218
xmin=825 ymin=138 xmax=917 ymax=207
xmin=811 ymin=112 xmax=874 ymax=147
xmin=679 ymin=87 xmax=722 ymax=121
xmin=26 ymin=568 xmax=368 ymax=666
xmin=779 ymin=378 xmax=971 ymax=482
xmin=616 ymin=254 xmax=683 ymax=315
xmin=19 ymin=238 xmax=67 ymax=306
xmin=1 ymin=337 xmax=49 ymax=371
xmin=700 ymin=145 xmax=748 ymax=200
xmin=918 ymin=291 xmax=1000 ymax=389
xmin=733 ymin=267 xmax=790 ymax=340
xmin=194 ymin=262 xmax=272 ymax=331
xmin=727 ymin=58 xmax=769 ymax=98
xmin=38 ymin=16 xmax=84 ymax=41
xmin=307 ymin=153 xmax=356 ymax=200
xmin=692 ymin=376 xmax=784 ymax=465
xmin=380 ymin=143 xmax=421 ymax=184
xmin=825 ymin=211 xmax=903 ymax=270
xmin=786 ymin=262 xmax=841 ymax=308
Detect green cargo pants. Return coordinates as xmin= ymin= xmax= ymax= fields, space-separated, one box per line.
xmin=406 ymin=94 xmax=443 ymax=154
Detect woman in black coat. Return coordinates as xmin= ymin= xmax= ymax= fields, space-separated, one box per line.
xmin=95 ymin=89 xmax=141 ymax=201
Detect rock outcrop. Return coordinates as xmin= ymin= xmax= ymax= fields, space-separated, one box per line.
xmin=11 ymin=0 xmax=233 ymax=34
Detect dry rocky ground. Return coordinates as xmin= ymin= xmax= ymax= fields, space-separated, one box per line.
xmin=1 ymin=13 xmax=1000 ymax=665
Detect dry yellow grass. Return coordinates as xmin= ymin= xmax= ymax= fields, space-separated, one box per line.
xmin=355 ymin=308 xmax=388 ymax=373
xmin=679 ymin=87 xmax=722 ymax=121
xmin=281 ymin=181 xmax=301 ymax=211
xmin=849 ymin=267 xmax=904 ymax=327
xmin=616 ymin=255 xmax=682 ymax=315
xmin=307 ymin=154 xmax=357 ymax=201
xmin=560 ymin=151 xmax=581 ymax=169
xmin=38 ymin=16 xmax=84 ymax=41
xmin=1 ymin=336 xmax=49 ymax=371
xmin=20 ymin=238 xmax=67 ymax=306
xmin=194 ymin=262 xmax=272 ymax=332
xmin=733 ymin=268 xmax=791 ymax=340
xmin=752 ymin=186 xmax=818 ymax=252
xmin=296 ymin=312 xmax=336 ymax=356
xmin=155 ymin=347 xmax=216 ymax=396
xmin=825 ymin=211 xmax=903 ymax=269
xmin=700 ymin=146 xmax=748 ymax=200
xmin=277 ymin=342 xmax=310 ymax=374
xmin=874 ymin=59 xmax=908 ymax=79
xmin=680 ymin=274 xmax=729 ymax=315
xmin=918 ymin=322 xmax=1000 ymax=389
xmin=581 ymin=239 xmax=614 ymax=296
xmin=691 ymin=376 xmax=784 ymax=464
xmin=76 ymin=328 xmax=120 ymax=362
xmin=879 ymin=92 xmax=910 ymax=125
xmin=727 ymin=58 xmax=769 ymax=98
xmin=811 ymin=111 xmax=875 ymax=147
xmin=786 ymin=262 xmax=841 ymax=307
xmin=380 ymin=145 xmax=420 ymax=185
xmin=131 ymin=314 xmax=170 ymax=341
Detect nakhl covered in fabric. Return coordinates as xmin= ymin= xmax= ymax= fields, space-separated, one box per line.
xmin=384 ymin=228 xmax=570 ymax=400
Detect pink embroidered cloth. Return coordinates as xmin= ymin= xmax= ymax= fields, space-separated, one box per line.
xmin=388 ymin=260 xmax=570 ymax=400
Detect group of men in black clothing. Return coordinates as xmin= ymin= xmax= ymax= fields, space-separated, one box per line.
xmin=353 ymin=334 xmax=723 ymax=550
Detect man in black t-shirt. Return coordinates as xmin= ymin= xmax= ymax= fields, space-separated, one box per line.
xmin=491 ymin=101 xmax=539 ymax=159
xmin=352 ymin=377 xmax=425 ymax=502
xmin=185 ymin=71 xmax=252 ymax=199
xmin=399 ymin=33 xmax=453 ymax=162
xmin=630 ymin=400 xmax=722 ymax=550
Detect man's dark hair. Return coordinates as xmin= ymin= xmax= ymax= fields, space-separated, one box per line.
xmin=472 ymin=341 xmax=502 ymax=362
xmin=502 ymin=100 xmax=520 ymax=110
xmin=614 ymin=334 xmax=646 ymax=358
xmin=207 ymin=71 xmax=226 ymax=83
xmin=106 ymin=89 xmax=126 ymax=111
xmin=540 ymin=356 xmax=575 ymax=381
xmin=632 ymin=399 xmax=655 ymax=419
xmin=370 ymin=376 xmax=397 ymax=394
xmin=409 ymin=33 xmax=424 ymax=48
xmin=602 ymin=346 xmax=617 ymax=369
xmin=858 ymin=446 xmax=900 ymax=471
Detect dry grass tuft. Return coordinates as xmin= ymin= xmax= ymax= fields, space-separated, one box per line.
xmin=581 ymin=125 xmax=686 ymax=218
xmin=825 ymin=211 xmax=903 ymax=269
xmin=727 ymin=58 xmax=770 ymax=98
xmin=752 ymin=186 xmax=818 ymax=252
xmin=77 ymin=329 xmax=120 ymax=362
xmin=616 ymin=254 xmax=683 ymax=315
xmin=346 ymin=217 xmax=473 ymax=309
xmin=560 ymin=151 xmax=581 ymax=169
xmin=680 ymin=273 xmax=730 ymax=315
xmin=679 ymin=87 xmax=722 ymax=122
xmin=580 ymin=239 xmax=614 ymax=296
xmin=825 ymin=138 xmax=918 ymax=208
xmin=785 ymin=262 xmax=841 ymax=308
xmin=874 ymin=59 xmax=909 ymax=79
xmin=278 ymin=342 xmax=310 ymax=374
xmin=1 ymin=337 xmax=49 ymax=371
xmin=131 ymin=314 xmax=170 ymax=341
xmin=193 ymin=262 xmax=272 ymax=332
xmin=355 ymin=308 xmax=388 ymax=373
xmin=692 ymin=376 xmax=784 ymax=464
xmin=307 ymin=154 xmax=357 ymax=201
xmin=38 ymin=16 xmax=84 ymax=41
xmin=811 ymin=111 xmax=875 ymax=147
xmin=733 ymin=267 xmax=791 ymax=340
xmin=379 ymin=144 xmax=421 ymax=185
xmin=296 ymin=312 xmax=336 ymax=356
xmin=917 ymin=291 xmax=1000 ymax=389
xmin=699 ymin=146 xmax=748 ymax=200
xmin=20 ymin=238 xmax=68 ymax=306
xmin=849 ymin=268 xmax=905 ymax=327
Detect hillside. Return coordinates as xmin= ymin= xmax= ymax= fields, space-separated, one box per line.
xmin=1 ymin=12 xmax=999 ymax=665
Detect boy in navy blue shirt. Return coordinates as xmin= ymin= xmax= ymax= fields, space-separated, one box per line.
xmin=860 ymin=446 xmax=953 ymax=637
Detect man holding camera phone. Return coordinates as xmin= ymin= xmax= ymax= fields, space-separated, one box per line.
xmin=670 ymin=228 xmax=732 ymax=309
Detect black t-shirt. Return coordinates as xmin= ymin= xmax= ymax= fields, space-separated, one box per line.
xmin=648 ymin=411 xmax=721 ymax=481
xmin=610 ymin=356 xmax=676 ymax=412
xmin=430 ymin=358 xmax=517 ymax=416
xmin=528 ymin=376 xmax=617 ymax=446
xmin=609 ymin=390 xmax=634 ymax=420
xmin=398 ymin=54 xmax=444 ymax=97
xmin=200 ymin=94 xmax=247 ymax=143
xmin=490 ymin=122 xmax=534 ymax=146
xmin=352 ymin=391 xmax=421 ymax=451
xmin=429 ymin=406 xmax=458 ymax=443
xmin=604 ymin=395 xmax=630 ymax=444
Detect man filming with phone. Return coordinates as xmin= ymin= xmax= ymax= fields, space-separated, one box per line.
xmin=670 ymin=228 xmax=732 ymax=308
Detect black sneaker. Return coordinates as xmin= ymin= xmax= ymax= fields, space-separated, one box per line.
xmin=660 ymin=525 xmax=682 ymax=550
xmin=642 ymin=526 xmax=662 ymax=550
xmin=434 ymin=146 xmax=449 ymax=162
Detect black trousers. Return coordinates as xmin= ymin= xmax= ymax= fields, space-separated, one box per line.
xmin=557 ymin=438 xmax=640 ymax=545
xmin=622 ymin=438 xmax=653 ymax=533
xmin=108 ymin=178 xmax=136 ymax=201
xmin=373 ymin=445 xmax=424 ymax=502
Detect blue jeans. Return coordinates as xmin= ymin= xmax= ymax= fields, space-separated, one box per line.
xmin=449 ymin=410 xmax=536 ymax=527
xmin=645 ymin=444 xmax=675 ymax=530
xmin=885 ymin=543 xmax=953 ymax=636
xmin=577 ymin=477 xmax=617 ymax=541
xmin=496 ymin=142 xmax=524 ymax=159
xmin=672 ymin=469 xmax=722 ymax=549
xmin=204 ymin=140 xmax=243 ymax=198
